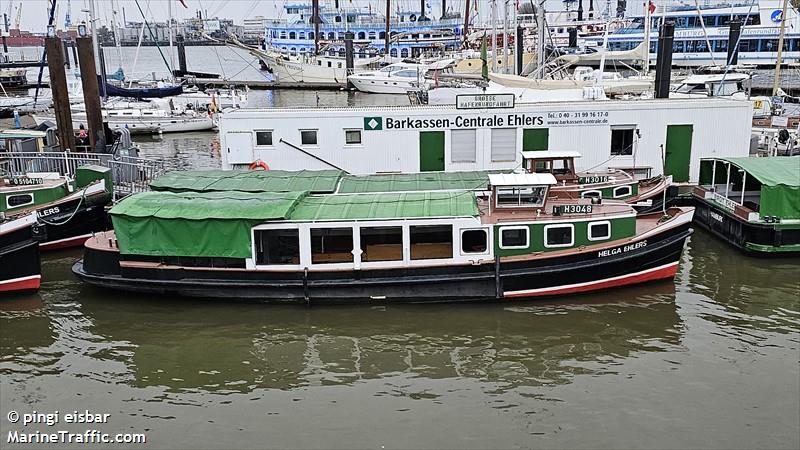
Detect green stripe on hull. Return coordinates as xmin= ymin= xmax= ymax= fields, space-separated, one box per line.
xmin=0 ymin=183 xmax=70 ymax=213
xmin=744 ymin=242 xmax=800 ymax=253
xmin=494 ymin=215 xmax=637 ymax=257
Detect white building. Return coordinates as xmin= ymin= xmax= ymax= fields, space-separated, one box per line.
xmin=242 ymin=16 xmax=266 ymax=39
xmin=219 ymin=97 xmax=753 ymax=183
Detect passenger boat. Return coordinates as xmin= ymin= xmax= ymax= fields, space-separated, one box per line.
xmin=582 ymin=0 xmax=800 ymax=67
xmin=522 ymin=150 xmax=672 ymax=213
xmin=1 ymin=166 xmax=112 ymax=293
xmin=73 ymin=170 xmax=694 ymax=302
xmin=692 ymin=156 xmax=799 ymax=255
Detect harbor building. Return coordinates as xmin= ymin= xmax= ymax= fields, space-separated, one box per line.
xmin=219 ymin=97 xmax=753 ymax=184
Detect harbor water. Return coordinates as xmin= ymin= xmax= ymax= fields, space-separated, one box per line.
xmin=1 ymin=46 xmax=799 ymax=449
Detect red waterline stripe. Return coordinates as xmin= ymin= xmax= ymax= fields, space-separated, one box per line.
xmin=0 ymin=275 xmax=41 ymax=293
xmin=504 ymin=262 xmax=679 ymax=298
xmin=39 ymin=234 xmax=93 ymax=251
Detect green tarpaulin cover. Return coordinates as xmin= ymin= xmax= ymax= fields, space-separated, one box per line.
xmin=723 ymin=157 xmax=800 ymax=219
xmin=289 ymin=191 xmax=480 ymax=221
xmin=110 ymin=190 xmax=307 ymax=257
xmin=338 ymin=171 xmax=491 ymax=193
xmin=149 ymin=170 xmax=344 ymax=194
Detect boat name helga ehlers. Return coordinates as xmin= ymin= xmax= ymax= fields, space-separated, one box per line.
xmin=73 ymin=169 xmax=695 ymax=303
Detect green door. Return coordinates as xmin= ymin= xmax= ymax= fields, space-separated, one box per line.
xmin=665 ymin=125 xmax=693 ymax=183
xmin=419 ymin=131 xmax=445 ymax=172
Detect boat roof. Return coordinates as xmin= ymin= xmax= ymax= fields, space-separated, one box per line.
xmin=680 ymin=73 xmax=750 ymax=84
xmin=703 ymin=156 xmax=800 ymax=188
xmin=110 ymin=190 xmax=307 ymax=221
xmin=149 ymin=169 xmax=344 ymax=194
xmin=338 ymin=171 xmax=491 ymax=193
xmin=0 ymin=129 xmax=47 ymax=139
xmin=289 ymin=191 xmax=480 ymax=221
xmin=488 ymin=173 xmax=557 ymax=186
xmin=521 ymin=150 xmax=582 ymax=160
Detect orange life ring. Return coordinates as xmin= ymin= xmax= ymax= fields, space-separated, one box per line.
xmin=249 ymin=160 xmax=269 ymax=171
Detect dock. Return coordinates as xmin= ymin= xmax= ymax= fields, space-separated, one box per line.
xmin=179 ymin=77 xmax=349 ymax=91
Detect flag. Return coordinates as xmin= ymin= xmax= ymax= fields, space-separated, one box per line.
xmin=178 ymin=0 xmax=188 ymax=8
xmin=648 ymin=1 xmax=656 ymax=14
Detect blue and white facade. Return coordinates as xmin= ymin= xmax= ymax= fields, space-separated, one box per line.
xmin=264 ymin=2 xmax=464 ymax=58
xmin=582 ymin=1 xmax=800 ymax=67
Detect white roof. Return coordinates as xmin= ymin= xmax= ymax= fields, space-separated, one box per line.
xmin=521 ymin=150 xmax=582 ymax=159
xmin=489 ymin=173 xmax=557 ymax=186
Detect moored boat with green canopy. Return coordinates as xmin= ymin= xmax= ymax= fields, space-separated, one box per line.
xmin=73 ymin=170 xmax=695 ymax=303
xmin=693 ymin=156 xmax=800 ymax=255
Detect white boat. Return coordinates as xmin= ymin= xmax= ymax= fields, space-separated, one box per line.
xmin=33 ymin=108 xmax=215 ymax=134
xmin=671 ymin=72 xmax=752 ymax=99
xmin=259 ymin=50 xmax=383 ymax=84
xmin=348 ymin=63 xmax=429 ymax=94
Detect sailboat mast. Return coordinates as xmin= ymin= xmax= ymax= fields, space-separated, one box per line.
xmin=312 ymin=0 xmax=320 ymax=55
xmin=463 ymin=0 xmax=471 ymax=46
xmin=88 ymin=0 xmax=101 ymax=67
xmin=168 ymin=0 xmax=175 ymax=81
xmin=385 ymin=0 xmax=390 ymax=55
xmin=772 ymin=0 xmax=789 ymax=96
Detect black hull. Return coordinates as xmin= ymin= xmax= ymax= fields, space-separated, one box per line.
xmin=73 ymin=225 xmax=693 ymax=304
xmin=692 ymin=197 xmax=800 ymax=256
xmin=33 ymin=198 xmax=110 ymax=251
xmin=0 ymin=226 xmax=41 ymax=293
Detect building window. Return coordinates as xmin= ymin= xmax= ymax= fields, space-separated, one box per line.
xmin=345 ymin=129 xmax=362 ymax=145
xmin=522 ymin=128 xmax=549 ymax=151
xmin=588 ymin=221 xmax=611 ymax=241
xmin=300 ymin=129 xmax=318 ymax=145
xmin=496 ymin=186 xmax=547 ymax=208
xmin=410 ymin=225 xmax=453 ymax=260
xmin=544 ymin=224 xmax=574 ymax=248
xmin=311 ymin=228 xmax=354 ymax=264
xmin=360 ymin=226 xmax=403 ymax=262
xmin=610 ymin=126 xmax=635 ymax=156
xmin=461 ymin=229 xmax=488 ymax=254
xmin=255 ymin=130 xmax=273 ymax=146
xmin=499 ymin=226 xmax=528 ymax=249
xmin=491 ymin=128 xmax=517 ymax=162
xmin=613 ymin=185 xmax=633 ymax=198
xmin=255 ymin=229 xmax=300 ymax=265
xmin=451 ymin=129 xmax=476 ymax=163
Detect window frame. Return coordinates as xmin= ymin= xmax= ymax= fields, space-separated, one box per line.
xmin=300 ymin=129 xmax=319 ymax=146
xmin=609 ymin=125 xmax=636 ymax=156
xmin=6 ymin=192 xmax=35 ymax=209
xmin=309 ymin=226 xmax=356 ymax=265
xmin=450 ymin=128 xmax=477 ymax=163
xmin=543 ymin=223 xmax=575 ymax=249
xmin=344 ymin=129 xmax=362 ymax=146
xmin=252 ymin=227 xmax=302 ymax=267
xmin=499 ymin=226 xmax=530 ymax=250
xmin=459 ymin=228 xmax=490 ymax=256
xmin=254 ymin=130 xmax=274 ymax=147
xmin=613 ymin=185 xmax=633 ymax=198
xmin=581 ymin=190 xmax=603 ymax=198
xmin=587 ymin=220 xmax=612 ymax=242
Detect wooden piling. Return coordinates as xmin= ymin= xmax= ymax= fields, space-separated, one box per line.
xmin=76 ymin=37 xmax=106 ymax=152
xmin=44 ymin=37 xmax=76 ymax=153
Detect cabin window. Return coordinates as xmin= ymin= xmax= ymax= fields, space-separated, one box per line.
xmin=410 ymin=225 xmax=453 ymax=260
xmin=311 ymin=228 xmax=354 ymax=264
xmin=451 ymin=129 xmax=477 ymax=163
xmin=581 ymin=190 xmax=603 ymax=198
xmin=360 ymin=226 xmax=403 ymax=262
xmin=6 ymin=193 xmax=34 ymax=208
xmin=300 ymin=129 xmax=318 ymax=146
xmin=491 ymin=128 xmax=517 ymax=162
xmin=255 ymin=229 xmax=300 ymax=265
xmin=461 ymin=229 xmax=488 ymax=254
xmin=610 ymin=126 xmax=635 ymax=156
xmin=255 ymin=130 xmax=273 ymax=146
xmin=613 ymin=185 xmax=632 ymax=198
xmin=588 ymin=221 xmax=611 ymax=241
xmin=544 ymin=224 xmax=574 ymax=248
xmin=499 ymin=226 xmax=528 ymax=249
xmin=496 ymin=186 xmax=547 ymax=208
xmin=345 ymin=129 xmax=362 ymax=145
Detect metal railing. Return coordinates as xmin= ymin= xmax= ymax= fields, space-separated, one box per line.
xmin=0 ymin=151 xmax=166 ymax=200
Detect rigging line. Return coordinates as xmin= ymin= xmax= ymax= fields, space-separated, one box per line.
xmin=197 ymin=0 xmax=228 ymax=78
xmin=132 ymin=0 xmax=173 ymax=77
